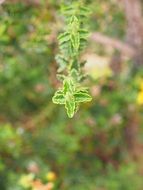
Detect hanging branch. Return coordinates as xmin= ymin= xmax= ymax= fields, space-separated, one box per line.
xmin=52 ymin=3 xmax=92 ymax=118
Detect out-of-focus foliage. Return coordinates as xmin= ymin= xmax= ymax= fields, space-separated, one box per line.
xmin=0 ymin=0 xmax=143 ymax=190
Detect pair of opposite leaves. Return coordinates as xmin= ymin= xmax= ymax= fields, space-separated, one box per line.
xmin=52 ymin=77 xmax=92 ymax=118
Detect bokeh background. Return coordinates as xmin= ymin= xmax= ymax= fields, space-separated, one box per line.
xmin=0 ymin=0 xmax=143 ymax=189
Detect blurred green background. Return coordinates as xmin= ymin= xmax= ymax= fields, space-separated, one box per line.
xmin=0 ymin=0 xmax=143 ymax=189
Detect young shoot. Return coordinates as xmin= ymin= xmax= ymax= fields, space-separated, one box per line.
xmin=52 ymin=3 xmax=92 ymax=118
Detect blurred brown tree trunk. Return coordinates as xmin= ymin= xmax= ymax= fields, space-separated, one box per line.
xmin=111 ymin=0 xmax=143 ymax=74
xmin=122 ymin=0 xmax=143 ymax=158
xmin=123 ymin=0 xmax=143 ymax=67
xmin=123 ymin=0 xmax=143 ymax=46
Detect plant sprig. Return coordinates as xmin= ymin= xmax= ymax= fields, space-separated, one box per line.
xmin=52 ymin=3 xmax=92 ymax=118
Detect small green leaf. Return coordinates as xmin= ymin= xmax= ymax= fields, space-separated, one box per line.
xmin=55 ymin=54 xmax=68 ymax=72
xmin=52 ymin=90 xmax=65 ymax=104
xmin=56 ymin=74 xmax=66 ymax=81
xmin=58 ymin=32 xmax=71 ymax=45
xmin=71 ymin=32 xmax=80 ymax=52
xmin=70 ymin=69 xmax=79 ymax=82
xmin=74 ymin=91 xmax=92 ymax=103
xmin=79 ymin=7 xmax=91 ymax=16
xmin=65 ymin=94 xmax=75 ymax=118
xmin=63 ymin=78 xmax=75 ymax=93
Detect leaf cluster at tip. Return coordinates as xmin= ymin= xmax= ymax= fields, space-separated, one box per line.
xmin=52 ymin=77 xmax=92 ymax=118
